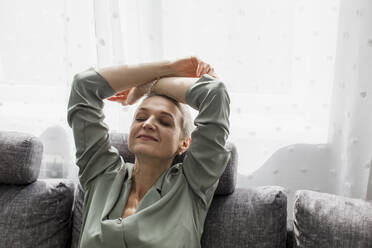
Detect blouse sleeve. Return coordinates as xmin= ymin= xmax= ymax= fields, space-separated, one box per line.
xmin=182 ymin=74 xmax=231 ymax=208
xmin=67 ymin=67 xmax=122 ymax=191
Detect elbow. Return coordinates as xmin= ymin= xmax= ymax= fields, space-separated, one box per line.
xmin=72 ymin=68 xmax=95 ymax=90
xmin=212 ymin=81 xmax=230 ymax=105
xmin=72 ymin=72 xmax=86 ymax=90
xmin=73 ymin=68 xmax=93 ymax=83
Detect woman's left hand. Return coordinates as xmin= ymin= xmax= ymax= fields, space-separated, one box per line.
xmin=171 ymin=56 xmax=218 ymax=78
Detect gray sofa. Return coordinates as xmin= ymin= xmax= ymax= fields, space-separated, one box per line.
xmin=0 ymin=131 xmax=371 ymax=248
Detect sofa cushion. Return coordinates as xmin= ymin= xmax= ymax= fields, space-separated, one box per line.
xmin=109 ymin=132 xmax=238 ymax=195
xmin=0 ymin=131 xmax=43 ymax=184
xmin=293 ymin=190 xmax=372 ymax=247
xmin=0 ymin=179 xmax=74 ymax=248
xmin=201 ymin=186 xmax=287 ymax=248
xmin=71 ymin=182 xmax=84 ymax=248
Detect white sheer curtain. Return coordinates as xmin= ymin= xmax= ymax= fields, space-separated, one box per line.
xmin=0 ymin=0 xmax=96 ymax=179
xmin=1 ymin=0 xmax=371 ymax=207
xmin=329 ymin=0 xmax=372 ymax=200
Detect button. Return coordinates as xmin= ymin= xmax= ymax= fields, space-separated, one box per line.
xmin=171 ymin=167 xmax=179 ymax=175
xmin=116 ymin=218 xmax=122 ymax=224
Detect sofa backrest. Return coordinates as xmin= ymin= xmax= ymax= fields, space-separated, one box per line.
xmin=0 ymin=131 xmax=43 ymax=184
xmin=293 ymin=190 xmax=372 ymax=247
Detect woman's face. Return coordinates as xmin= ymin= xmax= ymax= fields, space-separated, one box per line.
xmin=128 ymin=95 xmax=184 ymax=160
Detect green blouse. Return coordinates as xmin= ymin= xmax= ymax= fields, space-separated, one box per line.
xmin=67 ymin=67 xmax=230 ymax=248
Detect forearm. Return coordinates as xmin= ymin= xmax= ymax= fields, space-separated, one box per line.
xmin=152 ymin=76 xmax=200 ymax=104
xmin=97 ymin=60 xmax=174 ymax=93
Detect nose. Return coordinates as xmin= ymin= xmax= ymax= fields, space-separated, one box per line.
xmin=142 ymin=116 xmax=156 ymax=130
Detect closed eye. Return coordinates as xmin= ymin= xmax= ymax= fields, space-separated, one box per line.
xmin=135 ymin=117 xmax=172 ymax=127
xmin=160 ymin=121 xmax=171 ymax=126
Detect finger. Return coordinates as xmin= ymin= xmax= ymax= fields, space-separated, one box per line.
xmin=198 ymin=62 xmax=207 ymax=77
xmin=200 ymin=63 xmax=209 ymax=76
xmin=107 ymin=95 xmax=126 ymax=101
xmin=207 ymin=67 xmax=217 ymax=78
xmin=107 ymin=96 xmax=120 ymax=101
xmin=108 ymin=92 xmax=128 ymax=100
xmin=116 ymin=90 xmax=130 ymax=96
xmin=204 ymin=64 xmax=211 ymax=75
xmin=196 ymin=63 xmax=201 ymax=77
xmin=190 ymin=56 xmax=200 ymax=70
xmin=126 ymin=88 xmax=138 ymax=105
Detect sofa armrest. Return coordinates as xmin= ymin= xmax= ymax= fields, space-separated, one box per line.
xmin=201 ymin=186 xmax=287 ymax=248
xmin=293 ymin=190 xmax=372 ymax=248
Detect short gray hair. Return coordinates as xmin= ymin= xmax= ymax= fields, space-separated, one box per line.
xmin=140 ymin=92 xmax=195 ymax=140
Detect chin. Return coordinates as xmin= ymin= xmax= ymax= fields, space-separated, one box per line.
xmin=132 ymin=145 xmax=156 ymax=156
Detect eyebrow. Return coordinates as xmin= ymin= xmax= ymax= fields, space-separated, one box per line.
xmin=137 ymin=107 xmax=175 ymax=120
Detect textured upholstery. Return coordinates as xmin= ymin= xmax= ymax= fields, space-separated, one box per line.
xmin=0 ymin=131 xmax=43 ymax=184
xmin=0 ymin=179 xmax=74 ymax=248
xmin=293 ymin=190 xmax=372 ymax=248
xmin=71 ymin=182 xmax=84 ymax=248
xmin=109 ymin=132 xmax=238 ymax=195
xmin=201 ymin=186 xmax=287 ymax=248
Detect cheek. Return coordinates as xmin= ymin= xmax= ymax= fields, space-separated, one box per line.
xmin=165 ymin=131 xmax=181 ymax=149
xmin=128 ymin=124 xmax=137 ymax=148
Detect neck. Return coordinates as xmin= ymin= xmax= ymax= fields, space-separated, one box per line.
xmin=132 ymin=155 xmax=173 ymax=199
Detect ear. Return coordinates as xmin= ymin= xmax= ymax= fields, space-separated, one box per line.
xmin=178 ymin=137 xmax=191 ymax=155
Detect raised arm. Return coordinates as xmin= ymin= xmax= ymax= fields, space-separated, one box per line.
xmin=67 ymin=60 xmax=174 ymax=191
xmin=97 ymin=60 xmax=174 ymax=92
xmin=180 ymin=75 xmax=230 ymax=209
xmin=150 ymin=74 xmax=231 ymax=211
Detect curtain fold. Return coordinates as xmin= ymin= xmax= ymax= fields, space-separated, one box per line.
xmin=93 ymin=0 xmax=124 ymax=67
xmin=328 ymin=0 xmax=372 ymax=199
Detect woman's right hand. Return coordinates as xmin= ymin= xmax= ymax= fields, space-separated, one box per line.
xmin=107 ymin=80 xmax=153 ymax=106
xmin=107 ymin=88 xmax=132 ymax=106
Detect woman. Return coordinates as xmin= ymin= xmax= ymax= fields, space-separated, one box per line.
xmin=67 ymin=56 xmax=231 ymax=248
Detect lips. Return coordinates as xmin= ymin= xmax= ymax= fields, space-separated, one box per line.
xmin=137 ymin=135 xmax=158 ymax=141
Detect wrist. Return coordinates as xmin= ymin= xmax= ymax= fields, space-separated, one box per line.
xmin=158 ymin=60 xmax=175 ymax=77
xmin=147 ymin=76 xmax=161 ymax=95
